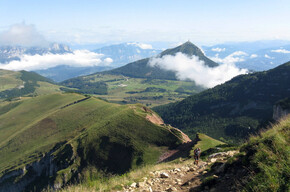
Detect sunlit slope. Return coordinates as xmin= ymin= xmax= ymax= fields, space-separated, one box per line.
xmin=0 ymin=69 xmax=22 ymax=91
xmin=0 ymin=69 xmax=61 ymax=100
xmin=0 ymin=93 xmax=181 ymax=190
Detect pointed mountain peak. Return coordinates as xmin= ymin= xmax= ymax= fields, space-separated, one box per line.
xmin=159 ymin=41 xmax=218 ymax=67
xmin=160 ymin=41 xmax=203 ymax=57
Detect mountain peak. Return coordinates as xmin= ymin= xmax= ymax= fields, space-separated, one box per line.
xmin=159 ymin=41 xmax=218 ymax=67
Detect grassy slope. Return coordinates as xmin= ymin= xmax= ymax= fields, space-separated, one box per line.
xmin=0 ymin=70 xmax=62 ymax=100
xmin=239 ymin=116 xmax=290 ymax=191
xmin=0 ymin=93 xmax=180 ymax=178
xmin=194 ymin=133 xmax=225 ymax=152
xmin=0 ymin=69 xmax=22 ymax=91
xmin=0 ymin=93 xmax=85 ymax=172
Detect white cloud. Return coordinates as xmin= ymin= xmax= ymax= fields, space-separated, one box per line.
xmin=271 ymin=49 xmax=290 ymax=54
xmin=211 ymin=47 xmax=226 ymax=52
xmin=264 ymin=54 xmax=274 ymax=59
xmin=0 ymin=50 xmax=113 ymax=71
xmin=149 ymin=52 xmax=247 ymax=88
xmin=127 ymin=42 xmax=153 ymax=49
xmin=0 ymin=23 xmax=49 ymax=47
xmin=250 ymin=54 xmax=258 ymax=58
xmin=210 ymin=51 xmax=248 ymax=65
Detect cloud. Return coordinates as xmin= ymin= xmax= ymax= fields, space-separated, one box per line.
xmin=210 ymin=51 xmax=248 ymax=65
xmin=250 ymin=54 xmax=258 ymax=58
xmin=271 ymin=49 xmax=290 ymax=54
xmin=211 ymin=47 xmax=226 ymax=52
xmin=0 ymin=50 xmax=113 ymax=71
xmin=264 ymin=54 xmax=274 ymax=59
xmin=0 ymin=23 xmax=49 ymax=47
xmin=149 ymin=52 xmax=248 ymax=88
xmin=127 ymin=42 xmax=153 ymax=49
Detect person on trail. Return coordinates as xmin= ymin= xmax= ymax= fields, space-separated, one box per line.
xmin=194 ymin=148 xmax=201 ymax=165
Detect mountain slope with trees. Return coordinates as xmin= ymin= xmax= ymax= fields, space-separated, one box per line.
xmin=154 ymin=61 xmax=290 ymax=142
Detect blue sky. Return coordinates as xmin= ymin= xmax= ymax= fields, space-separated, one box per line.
xmin=0 ymin=0 xmax=290 ymax=45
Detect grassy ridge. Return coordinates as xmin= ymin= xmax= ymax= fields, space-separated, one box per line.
xmin=0 ymin=93 xmax=86 ymax=172
xmin=0 ymin=93 xmax=181 ymax=190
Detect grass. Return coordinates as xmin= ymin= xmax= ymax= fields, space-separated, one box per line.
xmin=239 ymin=115 xmax=290 ymax=192
xmin=0 ymin=69 xmax=62 ymax=101
xmin=0 ymin=69 xmax=23 ymax=91
xmin=0 ymin=93 xmax=181 ymax=190
xmin=190 ymin=133 xmax=225 ymax=158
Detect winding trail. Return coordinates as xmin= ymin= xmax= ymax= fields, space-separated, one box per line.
xmin=121 ymin=160 xmax=208 ymax=192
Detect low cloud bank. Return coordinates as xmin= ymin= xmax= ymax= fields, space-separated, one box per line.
xmin=0 ymin=50 xmax=113 ymax=71
xmin=271 ymin=49 xmax=290 ymax=54
xmin=0 ymin=23 xmax=49 ymax=47
xmin=149 ymin=52 xmax=247 ymax=88
xmin=210 ymin=51 xmax=248 ymax=65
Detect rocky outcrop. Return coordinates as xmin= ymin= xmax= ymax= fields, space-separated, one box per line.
xmin=273 ymin=104 xmax=290 ymax=120
xmin=0 ymin=143 xmax=76 ymax=192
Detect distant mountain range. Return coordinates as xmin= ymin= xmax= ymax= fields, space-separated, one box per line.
xmin=154 ymin=61 xmax=290 ymax=142
xmin=1 ymin=40 xmax=290 ymax=82
xmin=203 ymin=40 xmax=290 ymax=71
xmin=0 ymin=43 xmax=72 ymax=63
xmin=94 ymin=42 xmax=162 ymax=67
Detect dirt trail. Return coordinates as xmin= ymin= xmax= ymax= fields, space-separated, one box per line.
xmin=120 ymin=150 xmax=239 ymax=192
xmin=122 ymin=160 xmax=208 ymax=192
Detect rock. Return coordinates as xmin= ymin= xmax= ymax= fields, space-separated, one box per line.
xmin=213 ymin=175 xmax=218 ymax=178
xmin=130 ymin=182 xmax=137 ymax=188
xmin=166 ymin=187 xmax=177 ymax=192
xmin=160 ymin=172 xmax=169 ymax=178
xmin=174 ymin=168 xmax=181 ymax=172
xmin=202 ymin=171 xmax=208 ymax=174
xmin=189 ymin=167 xmax=196 ymax=171
xmin=137 ymin=182 xmax=145 ymax=188
xmin=210 ymin=158 xmax=217 ymax=163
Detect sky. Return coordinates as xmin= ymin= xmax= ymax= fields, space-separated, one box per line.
xmin=0 ymin=0 xmax=289 ymax=45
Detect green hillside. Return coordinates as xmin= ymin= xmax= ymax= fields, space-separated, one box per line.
xmin=0 ymin=69 xmax=61 ymax=100
xmin=154 ymin=61 xmax=290 ymax=142
xmin=60 ymin=42 xmax=216 ymax=106
xmin=0 ymin=93 xmax=182 ymax=191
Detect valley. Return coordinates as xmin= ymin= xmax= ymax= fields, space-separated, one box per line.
xmin=62 ymin=74 xmax=202 ymax=107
